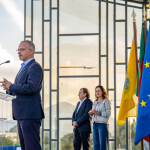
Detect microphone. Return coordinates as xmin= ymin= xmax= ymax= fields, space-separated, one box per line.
xmin=0 ymin=60 xmax=10 ymax=65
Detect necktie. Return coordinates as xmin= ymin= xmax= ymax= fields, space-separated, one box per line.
xmin=18 ymin=63 xmax=25 ymax=75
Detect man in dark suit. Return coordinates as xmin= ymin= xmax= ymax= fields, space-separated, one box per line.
xmin=72 ymin=88 xmax=93 ymax=150
xmin=0 ymin=41 xmax=45 ymax=150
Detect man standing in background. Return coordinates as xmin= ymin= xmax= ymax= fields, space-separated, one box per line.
xmin=72 ymin=88 xmax=92 ymax=150
xmin=0 ymin=41 xmax=45 ymax=150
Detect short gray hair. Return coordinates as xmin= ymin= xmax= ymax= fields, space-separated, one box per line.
xmin=20 ymin=40 xmax=35 ymax=51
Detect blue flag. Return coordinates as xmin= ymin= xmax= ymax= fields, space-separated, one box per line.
xmin=134 ymin=20 xmax=150 ymax=145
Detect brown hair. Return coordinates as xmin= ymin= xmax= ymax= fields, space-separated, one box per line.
xmin=95 ymin=85 xmax=108 ymax=100
xmin=81 ymin=88 xmax=90 ymax=99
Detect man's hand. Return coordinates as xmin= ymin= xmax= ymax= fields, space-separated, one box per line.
xmin=73 ymin=121 xmax=78 ymax=129
xmin=0 ymin=78 xmax=12 ymax=90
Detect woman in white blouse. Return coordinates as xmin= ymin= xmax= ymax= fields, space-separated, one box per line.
xmin=88 ymin=85 xmax=111 ymax=150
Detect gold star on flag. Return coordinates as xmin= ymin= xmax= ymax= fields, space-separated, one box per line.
xmin=144 ymin=61 xmax=150 ymax=68
xmin=140 ymin=100 xmax=146 ymax=107
xmin=148 ymin=95 xmax=150 ymax=100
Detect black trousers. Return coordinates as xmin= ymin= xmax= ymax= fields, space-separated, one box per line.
xmin=17 ymin=119 xmax=42 ymax=150
xmin=73 ymin=129 xmax=90 ymax=150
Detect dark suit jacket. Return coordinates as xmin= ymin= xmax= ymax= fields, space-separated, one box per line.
xmin=72 ymin=98 xmax=92 ymax=133
xmin=9 ymin=59 xmax=45 ymax=120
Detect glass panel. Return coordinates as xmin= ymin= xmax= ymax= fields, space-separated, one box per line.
xmin=127 ymin=7 xmax=142 ymax=47
xmin=128 ymin=117 xmax=141 ymax=150
xmin=127 ymin=2 xmax=142 ymax=7
xmin=33 ymin=1 xmax=42 ymax=52
xmin=52 ymin=0 xmax=57 ymax=7
xmin=52 ymin=10 xmax=57 ymax=89
xmin=59 ymin=120 xmax=73 ymax=150
xmin=52 ymin=92 xmax=57 ymax=139
xmin=44 ymin=71 xmax=50 ymax=129
xmin=34 ymin=54 xmax=42 ymax=67
xmin=26 ymin=0 xmax=31 ymax=36
xmin=44 ymin=131 xmax=49 ymax=150
xmin=51 ymin=141 xmax=57 ymax=150
xmin=25 ymin=37 xmax=31 ymax=41
xmin=44 ymin=0 xmax=50 ymax=20
xmin=44 ymin=22 xmax=50 ymax=69
xmin=116 ymin=22 xmax=125 ymax=63
xmin=59 ymin=0 xmax=99 ymax=34
xmin=0 ymin=120 xmax=3 ymax=146
xmin=59 ymin=36 xmax=99 ymax=76
xmin=116 ymin=65 xmax=126 ymax=106
xmin=101 ymin=2 xmax=106 ymax=55
xmin=59 ymin=78 xmax=99 ymax=118
xmin=116 ymin=0 xmax=125 ymax=4
xmin=0 ymin=99 xmax=3 ymax=119
xmin=116 ymin=5 xmax=125 ymax=20
xmin=40 ymin=126 xmax=42 ymax=146
xmin=116 ymin=108 xmax=126 ymax=149
xmin=101 ymin=57 xmax=107 ymax=90
xmin=108 ymin=91 xmax=114 ymax=139
xmin=109 ymin=141 xmax=114 ymax=150
xmin=147 ymin=20 xmax=149 ymax=31
xmin=108 ymin=3 xmax=114 ymax=89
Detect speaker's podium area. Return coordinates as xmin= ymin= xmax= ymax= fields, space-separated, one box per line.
xmin=0 ymin=91 xmax=20 ymax=150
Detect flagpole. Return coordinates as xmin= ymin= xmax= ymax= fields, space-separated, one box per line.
xmin=132 ymin=9 xmax=138 ymax=77
xmin=132 ymin=8 xmax=144 ymax=150
xmin=143 ymin=5 xmax=147 ymax=49
xmin=143 ymin=5 xmax=150 ymax=149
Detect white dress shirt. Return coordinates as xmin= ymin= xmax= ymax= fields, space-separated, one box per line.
xmin=76 ymin=98 xmax=87 ymax=114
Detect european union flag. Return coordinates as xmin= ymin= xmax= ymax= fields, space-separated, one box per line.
xmin=134 ymin=20 xmax=150 ymax=145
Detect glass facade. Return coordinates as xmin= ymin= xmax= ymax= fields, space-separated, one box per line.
xmin=24 ymin=0 xmax=149 ymax=150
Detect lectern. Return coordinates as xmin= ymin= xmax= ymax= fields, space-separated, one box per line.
xmin=0 ymin=91 xmax=16 ymax=102
xmin=0 ymin=91 xmax=17 ymax=148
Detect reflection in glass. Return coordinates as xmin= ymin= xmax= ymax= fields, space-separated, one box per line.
xmin=59 ymin=120 xmax=73 ymax=150
xmin=33 ymin=1 xmax=42 ymax=52
xmin=109 ymin=141 xmax=114 ymax=150
xmin=52 ymin=10 xmax=57 ymax=90
xmin=116 ymin=65 xmax=125 ymax=106
xmin=44 ymin=131 xmax=49 ymax=150
xmin=116 ymin=108 xmax=126 ymax=150
xmin=59 ymin=78 xmax=99 ymax=118
xmin=128 ymin=117 xmax=141 ymax=150
xmin=44 ymin=22 xmax=50 ymax=69
xmin=116 ymin=22 xmax=125 ymax=63
xmin=34 ymin=54 xmax=42 ymax=67
xmin=108 ymin=3 xmax=114 ymax=89
xmin=51 ymin=141 xmax=57 ymax=150
xmin=44 ymin=71 xmax=50 ymax=129
xmin=59 ymin=0 xmax=98 ymax=34
xmin=52 ymin=92 xmax=57 ymax=139
xmin=44 ymin=0 xmax=50 ymax=20
xmin=59 ymin=36 xmax=99 ymax=76
xmin=26 ymin=0 xmax=31 ymax=36
xmin=108 ymin=91 xmax=114 ymax=139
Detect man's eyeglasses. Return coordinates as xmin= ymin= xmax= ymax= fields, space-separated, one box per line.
xmin=16 ymin=48 xmax=31 ymax=52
